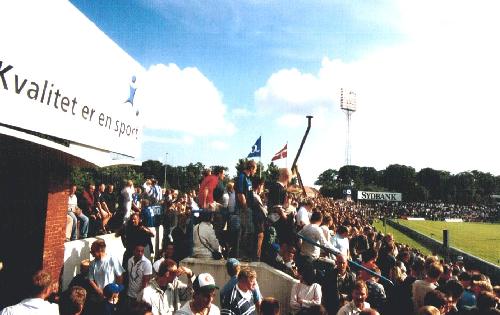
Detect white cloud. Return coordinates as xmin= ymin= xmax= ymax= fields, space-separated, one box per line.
xmin=255 ymin=0 xmax=500 ymax=184
xmin=136 ymin=63 xmax=236 ymax=136
xmin=255 ymin=68 xmax=336 ymax=113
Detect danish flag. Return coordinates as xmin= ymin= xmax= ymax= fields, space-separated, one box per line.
xmin=271 ymin=143 xmax=287 ymax=161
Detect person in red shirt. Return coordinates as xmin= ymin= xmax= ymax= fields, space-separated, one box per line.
xmin=198 ymin=168 xmax=225 ymax=210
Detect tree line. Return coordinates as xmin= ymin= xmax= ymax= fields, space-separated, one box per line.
xmin=70 ymin=159 xmax=282 ymax=194
xmin=315 ymin=164 xmax=500 ymax=205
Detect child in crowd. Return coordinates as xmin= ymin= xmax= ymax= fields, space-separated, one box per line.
xmin=100 ymin=283 xmax=123 ymax=315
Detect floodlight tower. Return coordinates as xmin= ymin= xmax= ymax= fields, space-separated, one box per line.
xmin=340 ymin=88 xmax=357 ymax=166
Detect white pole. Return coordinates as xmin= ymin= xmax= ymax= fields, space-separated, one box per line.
xmin=164 ymin=152 xmax=168 ymax=189
xmin=259 ymin=134 xmax=262 ymax=178
xmin=286 ymin=141 xmax=288 ymax=169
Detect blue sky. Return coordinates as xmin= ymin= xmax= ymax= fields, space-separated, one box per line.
xmin=70 ymin=0 xmax=500 ymax=185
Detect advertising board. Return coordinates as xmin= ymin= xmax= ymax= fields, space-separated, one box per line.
xmin=0 ymin=0 xmax=144 ymax=158
xmin=357 ymin=190 xmax=402 ymax=202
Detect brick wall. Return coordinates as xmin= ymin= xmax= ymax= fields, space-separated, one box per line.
xmin=42 ymin=162 xmax=70 ymax=282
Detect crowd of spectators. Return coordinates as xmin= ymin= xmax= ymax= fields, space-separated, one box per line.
xmin=361 ymin=202 xmax=499 ymax=222
xmin=2 ymin=161 xmax=499 ymax=315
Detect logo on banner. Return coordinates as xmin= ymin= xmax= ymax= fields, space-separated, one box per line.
xmin=125 ymin=75 xmax=139 ymax=116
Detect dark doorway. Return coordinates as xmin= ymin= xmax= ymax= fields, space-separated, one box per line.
xmin=0 ymin=135 xmax=48 ymax=308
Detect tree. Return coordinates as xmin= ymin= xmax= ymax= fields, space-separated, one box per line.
xmin=315 ymin=169 xmax=340 ymax=198
xmin=417 ymin=168 xmax=447 ymax=201
xmin=141 ymin=160 xmax=164 ymax=183
xmin=382 ymin=164 xmax=418 ymax=200
xmin=472 ymin=170 xmax=496 ymax=203
xmin=182 ymin=162 xmax=205 ymax=193
xmin=70 ymin=167 xmax=96 ymax=192
xmin=315 ymin=169 xmax=338 ymax=187
xmin=360 ymin=167 xmax=378 ymax=187
xmin=338 ymin=165 xmax=361 ymax=186
xmin=263 ymin=162 xmax=280 ymax=187
xmin=451 ymin=172 xmax=476 ymax=204
xmin=70 ymin=165 xmax=143 ymax=192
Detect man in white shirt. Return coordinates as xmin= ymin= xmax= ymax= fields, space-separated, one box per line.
xmin=122 ymin=180 xmax=135 ymax=224
xmin=331 ymin=225 xmax=350 ymax=258
xmin=175 ymin=273 xmax=220 ymax=315
xmin=67 ymin=184 xmax=89 ymax=240
xmin=336 ymin=280 xmax=371 ymax=315
xmin=298 ymin=211 xmax=334 ymax=261
xmin=0 ymin=270 xmax=59 ymax=315
xmin=295 ymin=199 xmax=314 ymax=230
xmin=412 ymin=261 xmax=443 ymax=312
xmin=227 ymin=182 xmax=236 ymax=214
xmin=150 ymin=179 xmax=163 ymax=204
xmin=127 ymin=244 xmax=153 ymax=300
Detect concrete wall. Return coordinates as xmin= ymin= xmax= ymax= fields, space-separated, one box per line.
xmin=180 ymin=258 xmax=299 ymax=315
xmin=62 ymin=226 xmax=164 ymax=290
xmin=388 ymin=220 xmax=500 ymax=283
xmin=63 ymin=235 xmax=299 ymax=313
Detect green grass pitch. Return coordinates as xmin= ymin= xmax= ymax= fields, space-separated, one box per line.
xmin=391 ymin=220 xmax=500 ymax=265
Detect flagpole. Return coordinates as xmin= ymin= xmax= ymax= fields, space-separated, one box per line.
xmin=286 ymin=141 xmax=288 ymax=169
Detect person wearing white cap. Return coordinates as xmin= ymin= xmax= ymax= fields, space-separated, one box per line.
xmin=175 ymin=273 xmax=220 ymax=315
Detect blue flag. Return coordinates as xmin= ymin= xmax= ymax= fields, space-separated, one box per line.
xmin=247 ymin=136 xmax=261 ymax=158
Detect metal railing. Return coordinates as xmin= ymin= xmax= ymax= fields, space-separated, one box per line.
xmin=296 ymin=232 xmax=394 ymax=286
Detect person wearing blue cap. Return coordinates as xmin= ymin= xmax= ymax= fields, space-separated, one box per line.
xmin=100 ymin=283 xmax=124 ymax=315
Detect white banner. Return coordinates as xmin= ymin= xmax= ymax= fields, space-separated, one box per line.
xmin=357 ymin=191 xmax=402 ymax=202
xmin=0 ymin=0 xmax=144 ymax=158
xmin=445 ymin=218 xmax=464 ymax=223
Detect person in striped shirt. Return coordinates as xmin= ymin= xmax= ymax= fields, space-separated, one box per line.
xmin=221 ymin=267 xmax=258 ymax=315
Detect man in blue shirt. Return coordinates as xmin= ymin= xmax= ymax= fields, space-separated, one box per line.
xmin=229 ymin=160 xmax=257 ymax=258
